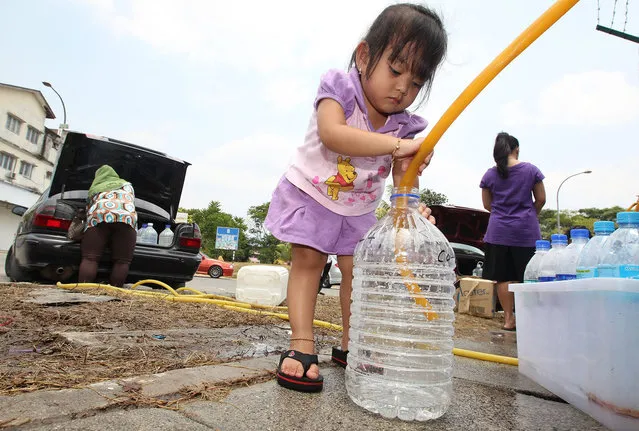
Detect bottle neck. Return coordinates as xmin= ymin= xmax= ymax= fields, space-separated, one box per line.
xmin=618 ymin=222 xmax=639 ymax=229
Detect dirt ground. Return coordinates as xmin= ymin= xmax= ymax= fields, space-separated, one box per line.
xmin=0 ymin=283 xmax=503 ymax=396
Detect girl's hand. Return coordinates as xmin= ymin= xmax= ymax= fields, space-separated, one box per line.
xmin=393 ymin=148 xmax=434 ymax=176
xmin=418 ymin=203 xmax=436 ymax=225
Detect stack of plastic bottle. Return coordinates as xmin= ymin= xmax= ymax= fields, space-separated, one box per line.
xmin=576 ymin=221 xmax=615 ymax=278
xmin=597 ymin=212 xmax=639 ymax=278
xmin=523 ymin=240 xmax=550 ymax=283
xmin=538 ymin=234 xmax=568 ymax=282
xmin=555 ymin=229 xmax=590 ymax=280
xmin=346 ymin=189 xmax=456 ymax=421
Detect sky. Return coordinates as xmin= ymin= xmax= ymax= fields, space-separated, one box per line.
xmin=3 ymin=0 xmax=638 ymax=219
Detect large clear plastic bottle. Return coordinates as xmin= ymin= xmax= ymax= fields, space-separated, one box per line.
xmin=576 ymin=221 xmax=615 ymax=279
xmin=538 ymin=234 xmax=568 ymax=282
xmin=597 ymin=212 xmax=639 ymax=278
xmin=158 ymin=224 xmax=174 ymax=246
xmin=137 ymin=223 xmax=148 ymax=243
xmin=142 ymin=223 xmax=158 ymax=245
xmin=555 ymin=229 xmax=590 ymax=280
xmin=346 ymin=188 xmax=456 ymax=422
xmin=523 ymin=240 xmax=550 ymax=283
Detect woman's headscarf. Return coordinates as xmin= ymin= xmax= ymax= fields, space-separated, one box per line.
xmin=88 ymin=165 xmax=129 ymax=198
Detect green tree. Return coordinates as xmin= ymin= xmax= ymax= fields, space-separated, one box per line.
xmin=419 ymin=188 xmax=448 ymax=206
xmin=247 ymin=202 xmax=284 ymax=263
xmin=179 ymin=201 xmax=249 ymax=261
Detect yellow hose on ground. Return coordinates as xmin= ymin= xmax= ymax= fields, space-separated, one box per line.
xmin=56 ymin=280 xmax=518 ymax=365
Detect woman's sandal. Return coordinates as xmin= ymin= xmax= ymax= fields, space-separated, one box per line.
xmin=331 ymin=347 xmax=348 ymax=368
xmin=276 ymin=350 xmax=324 ymax=393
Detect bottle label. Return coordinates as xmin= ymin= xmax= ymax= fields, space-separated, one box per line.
xmin=556 ymin=274 xmax=577 ymax=281
xmin=576 ymin=268 xmax=595 ymax=279
xmin=598 ymin=264 xmax=616 ymax=278
xmin=538 ymin=276 xmax=555 ymax=282
xmin=619 ymin=265 xmax=639 ymax=278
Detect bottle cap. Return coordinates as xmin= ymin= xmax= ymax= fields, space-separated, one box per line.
xmin=593 ymin=220 xmax=615 ymax=233
xmin=535 ymin=240 xmax=550 ymax=250
xmin=570 ymin=228 xmax=590 ymax=239
xmin=166 ymin=224 xmax=171 ymax=228
xmin=617 ymin=212 xmax=639 ymax=225
xmin=550 ymin=234 xmax=568 ymax=245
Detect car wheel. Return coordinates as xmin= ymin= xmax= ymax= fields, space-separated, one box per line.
xmin=319 ymin=273 xmax=331 ymax=291
xmin=208 ymin=265 xmax=223 ymax=278
xmin=5 ymin=247 xmax=33 ymax=282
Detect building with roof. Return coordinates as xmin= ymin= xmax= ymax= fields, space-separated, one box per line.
xmin=0 ymin=82 xmax=62 ymax=251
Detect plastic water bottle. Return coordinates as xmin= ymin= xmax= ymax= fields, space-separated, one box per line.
xmin=538 ymin=234 xmax=568 ymax=282
xmin=346 ymin=188 xmax=456 ymax=421
xmin=158 ymin=224 xmax=174 ymax=247
xmin=137 ymin=223 xmax=148 ymax=243
xmin=597 ymin=212 xmax=639 ymax=278
xmin=555 ymin=229 xmax=590 ymax=280
xmin=523 ymin=240 xmax=550 ymax=283
xmin=576 ymin=221 xmax=615 ymax=278
xmin=471 ymin=261 xmax=483 ymax=277
xmin=142 ymin=223 xmax=158 ymax=245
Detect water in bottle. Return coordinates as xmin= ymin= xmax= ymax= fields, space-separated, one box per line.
xmin=555 ymin=229 xmax=590 ymax=280
xmin=576 ymin=221 xmax=615 ymax=278
xmin=142 ymin=223 xmax=158 ymax=245
xmin=472 ymin=261 xmax=483 ymax=277
xmin=523 ymin=240 xmax=550 ymax=283
xmin=137 ymin=223 xmax=148 ymax=243
xmin=597 ymin=212 xmax=639 ymax=278
xmin=538 ymin=234 xmax=568 ymax=282
xmin=158 ymin=224 xmax=174 ymax=247
xmin=346 ymin=188 xmax=456 ymax=421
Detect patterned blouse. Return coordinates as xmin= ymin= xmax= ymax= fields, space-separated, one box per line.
xmin=86 ymin=183 xmax=138 ymax=231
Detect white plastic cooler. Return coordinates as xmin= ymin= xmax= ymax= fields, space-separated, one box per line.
xmin=510 ymin=278 xmax=639 ymax=431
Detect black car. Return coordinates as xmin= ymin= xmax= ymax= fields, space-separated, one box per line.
xmin=4 ymin=132 xmax=202 ymax=287
xmin=430 ymin=204 xmax=490 ymax=276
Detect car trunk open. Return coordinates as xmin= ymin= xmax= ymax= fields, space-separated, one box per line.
xmin=49 ymin=132 xmax=190 ymax=220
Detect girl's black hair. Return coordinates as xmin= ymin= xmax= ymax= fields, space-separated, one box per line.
xmin=493 ymin=132 xmax=520 ymax=179
xmin=349 ymin=3 xmax=447 ymax=101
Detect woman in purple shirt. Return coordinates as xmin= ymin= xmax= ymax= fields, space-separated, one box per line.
xmin=480 ymin=133 xmax=546 ymax=331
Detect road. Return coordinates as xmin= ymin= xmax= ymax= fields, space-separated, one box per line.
xmin=0 ymin=252 xmax=338 ymax=298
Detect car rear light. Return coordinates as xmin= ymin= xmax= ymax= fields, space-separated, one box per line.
xmin=179 ymin=237 xmax=201 ymax=248
xmin=34 ymin=214 xmax=71 ymax=231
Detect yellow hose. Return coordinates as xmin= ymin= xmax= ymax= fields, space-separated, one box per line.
xmin=56 ymin=280 xmax=519 ymax=365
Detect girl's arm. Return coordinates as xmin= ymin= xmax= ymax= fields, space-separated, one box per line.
xmin=532 ymin=181 xmax=546 ymax=215
xmin=482 ymin=188 xmax=492 ymax=212
xmin=317 ymin=99 xmax=420 ymax=158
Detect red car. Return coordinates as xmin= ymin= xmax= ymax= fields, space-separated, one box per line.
xmin=197 ymin=254 xmax=234 ymax=278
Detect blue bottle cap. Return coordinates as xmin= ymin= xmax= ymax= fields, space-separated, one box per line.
xmin=550 ymin=234 xmax=568 ymax=244
xmin=570 ymin=228 xmax=590 ymax=239
xmin=617 ymin=212 xmax=639 ymax=224
xmin=593 ymin=221 xmax=615 ymax=234
xmin=535 ymin=240 xmax=550 ymax=250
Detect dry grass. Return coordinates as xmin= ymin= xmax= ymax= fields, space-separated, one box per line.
xmin=1 ymin=283 xmax=500 ymax=396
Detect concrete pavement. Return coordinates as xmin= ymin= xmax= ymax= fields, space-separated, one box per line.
xmin=0 ymin=347 xmax=605 ymax=430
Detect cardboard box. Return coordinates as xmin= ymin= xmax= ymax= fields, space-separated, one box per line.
xmin=458 ymin=277 xmax=497 ymax=318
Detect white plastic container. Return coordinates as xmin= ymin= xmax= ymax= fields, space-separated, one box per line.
xmin=235 ymin=265 xmax=289 ymax=306
xmin=510 ymin=278 xmax=639 ymax=431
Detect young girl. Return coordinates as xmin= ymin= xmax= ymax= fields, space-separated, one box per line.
xmin=265 ymin=3 xmax=448 ymax=392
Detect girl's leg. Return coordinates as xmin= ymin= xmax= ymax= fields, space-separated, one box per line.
xmin=336 ymin=255 xmax=353 ymax=351
xmin=496 ymin=281 xmax=516 ymax=329
xmin=78 ymin=224 xmax=108 ymax=283
xmin=109 ymin=223 xmax=136 ymax=287
xmin=280 ymin=244 xmax=327 ymax=379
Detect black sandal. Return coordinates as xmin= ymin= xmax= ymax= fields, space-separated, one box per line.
xmin=276 ymin=350 xmax=324 ymax=393
xmin=331 ymin=347 xmax=348 ymax=368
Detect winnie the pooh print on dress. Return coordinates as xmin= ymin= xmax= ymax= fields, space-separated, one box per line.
xmin=325 ymin=156 xmax=357 ymax=200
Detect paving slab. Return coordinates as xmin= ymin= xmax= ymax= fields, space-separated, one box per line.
xmin=181 ymin=367 xmax=605 ymax=431
xmin=31 ymin=408 xmax=211 ymax=430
